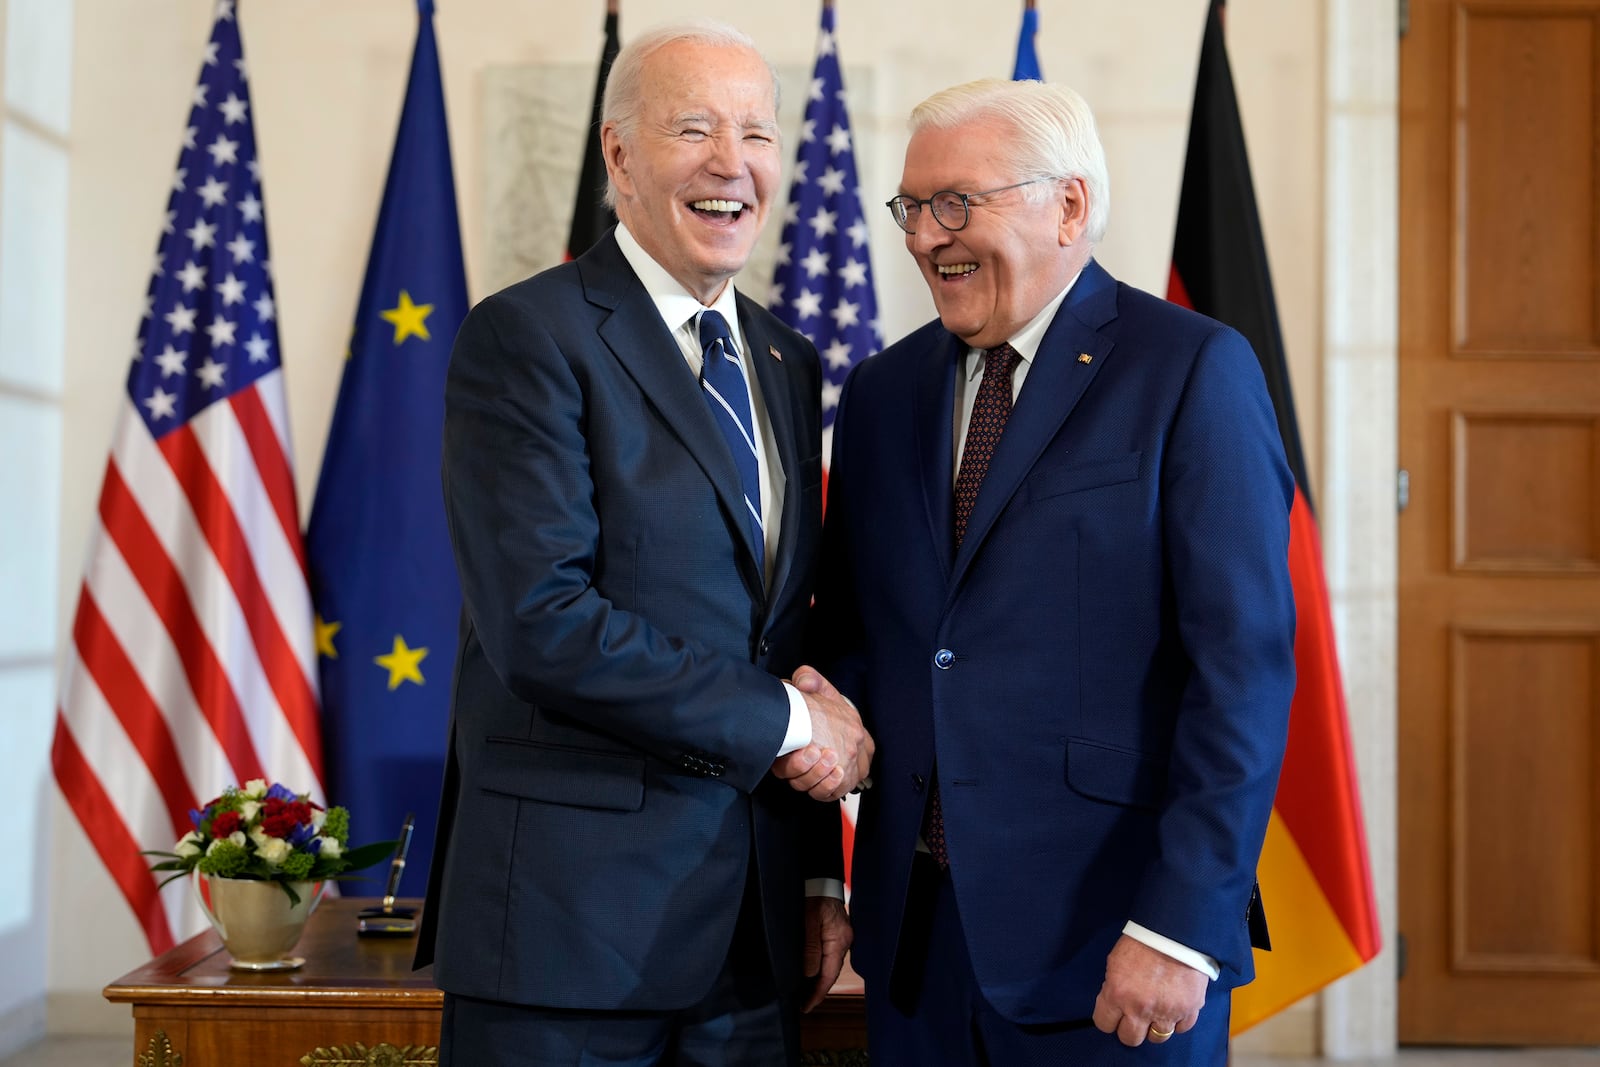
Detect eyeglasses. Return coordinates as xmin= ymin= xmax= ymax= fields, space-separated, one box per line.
xmin=885 ymin=177 xmax=1057 ymax=233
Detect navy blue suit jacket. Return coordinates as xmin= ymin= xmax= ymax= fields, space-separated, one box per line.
xmin=811 ymin=259 xmax=1295 ymax=1025
xmin=418 ymin=231 xmax=840 ymax=1011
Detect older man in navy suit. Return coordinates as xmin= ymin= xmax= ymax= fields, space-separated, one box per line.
xmin=418 ymin=20 xmax=872 ymax=1067
xmin=808 ymin=78 xmax=1295 ymax=1065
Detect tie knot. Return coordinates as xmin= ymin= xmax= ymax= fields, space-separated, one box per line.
xmin=699 ymin=310 xmax=734 ymax=353
xmin=984 ymin=342 xmax=1019 ymax=377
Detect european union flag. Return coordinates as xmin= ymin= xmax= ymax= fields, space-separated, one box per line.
xmin=306 ymin=0 xmax=465 ymax=898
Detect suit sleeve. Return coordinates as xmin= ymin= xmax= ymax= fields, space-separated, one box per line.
xmin=441 ymin=293 xmax=790 ymax=794
xmin=1129 ymin=325 xmax=1296 ymax=977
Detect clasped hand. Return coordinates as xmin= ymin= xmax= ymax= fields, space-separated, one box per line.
xmin=771 ymin=666 xmax=874 ymax=802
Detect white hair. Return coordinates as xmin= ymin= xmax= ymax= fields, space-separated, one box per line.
xmin=910 ymin=78 xmax=1111 ymax=242
xmin=601 ymin=19 xmax=780 ymax=209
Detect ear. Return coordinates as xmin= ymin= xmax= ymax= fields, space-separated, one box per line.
xmin=1058 ymin=176 xmax=1090 ymax=247
xmin=601 ymin=123 xmax=633 ymax=201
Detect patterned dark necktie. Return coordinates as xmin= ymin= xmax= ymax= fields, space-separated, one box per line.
xmin=926 ymin=342 xmax=1021 ymax=869
xmin=697 ymin=310 xmax=764 ymax=569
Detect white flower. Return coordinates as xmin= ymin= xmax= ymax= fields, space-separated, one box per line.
xmin=256 ymin=836 xmax=291 ymax=866
xmin=312 ymin=808 xmax=327 ymax=831
xmin=239 ymin=800 xmax=261 ymax=823
xmin=174 ymin=831 xmax=203 ymax=858
xmin=315 ymin=837 xmax=342 ymax=860
xmin=243 ymin=778 xmax=268 ymax=798
xmin=205 ymin=835 xmax=246 ymax=856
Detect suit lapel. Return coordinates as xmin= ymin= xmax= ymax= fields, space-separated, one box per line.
xmin=951 ymin=260 xmax=1120 ymax=586
xmin=739 ymin=297 xmax=797 ymax=602
xmin=579 ymin=236 xmax=765 ymax=592
xmin=914 ymin=331 xmax=962 ymax=582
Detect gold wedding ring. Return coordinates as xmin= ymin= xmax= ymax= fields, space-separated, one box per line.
xmin=1149 ymin=1024 xmax=1175 ymax=1039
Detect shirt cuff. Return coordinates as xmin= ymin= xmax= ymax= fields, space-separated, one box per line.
xmin=1123 ymin=921 xmax=1220 ymax=981
xmin=805 ymin=878 xmax=845 ymax=901
xmin=776 ymin=681 xmax=813 ymax=757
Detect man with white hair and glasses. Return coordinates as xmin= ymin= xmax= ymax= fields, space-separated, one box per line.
xmin=807 ymin=77 xmax=1295 ymax=1064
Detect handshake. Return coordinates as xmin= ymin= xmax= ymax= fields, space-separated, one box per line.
xmin=771 ymin=666 xmax=875 ymax=803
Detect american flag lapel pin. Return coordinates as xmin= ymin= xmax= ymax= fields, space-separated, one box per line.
xmin=1078 ymin=353 xmax=1093 ymax=364
xmin=769 ymin=344 xmax=783 ymax=362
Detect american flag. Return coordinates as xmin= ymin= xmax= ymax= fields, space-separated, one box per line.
xmin=770 ymin=2 xmax=881 ymax=463
xmin=51 ymin=0 xmax=322 ymax=955
xmin=770 ymin=1 xmax=881 ymax=885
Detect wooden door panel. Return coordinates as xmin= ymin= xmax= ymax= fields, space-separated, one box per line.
xmin=1400 ymin=0 xmax=1600 ymax=1045
xmin=1456 ymin=7 xmax=1599 ymax=353
xmin=1453 ymin=412 xmax=1600 ymax=571
xmin=1452 ymin=625 xmax=1599 ymax=970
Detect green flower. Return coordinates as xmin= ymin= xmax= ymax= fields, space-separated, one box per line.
xmin=197 ymin=839 xmax=249 ymax=878
xmin=321 ymin=806 xmax=350 ymax=846
xmin=279 ymin=851 xmax=315 ymax=880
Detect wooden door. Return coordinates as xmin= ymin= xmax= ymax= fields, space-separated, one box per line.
xmin=1399 ymin=0 xmax=1600 ymax=1044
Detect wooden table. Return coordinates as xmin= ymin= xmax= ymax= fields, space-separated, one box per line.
xmin=105 ymin=898 xmax=866 ymax=1066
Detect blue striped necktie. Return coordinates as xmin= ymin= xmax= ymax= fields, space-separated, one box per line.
xmin=697 ymin=309 xmax=763 ymax=568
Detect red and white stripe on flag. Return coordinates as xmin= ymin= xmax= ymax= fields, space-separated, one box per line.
xmin=53 ymin=382 xmax=324 ymax=956
xmin=51 ymin=3 xmax=323 ymax=957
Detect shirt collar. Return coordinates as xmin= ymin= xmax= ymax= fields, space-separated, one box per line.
xmin=615 ymin=222 xmax=745 ymax=354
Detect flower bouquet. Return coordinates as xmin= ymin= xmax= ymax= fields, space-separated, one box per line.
xmin=146 ymin=779 xmax=396 ymax=905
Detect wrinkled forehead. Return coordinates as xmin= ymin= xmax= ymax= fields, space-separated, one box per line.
xmin=641 ymin=41 xmax=777 ymax=120
xmin=901 ymin=122 xmax=1005 ymax=193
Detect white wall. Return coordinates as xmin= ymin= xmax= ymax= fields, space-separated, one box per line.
xmin=0 ymin=0 xmax=72 ymax=1056
xmin=36 ymin=0 xmax=1359 ymax=1049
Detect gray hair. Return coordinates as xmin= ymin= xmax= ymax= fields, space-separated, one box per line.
xmin=601 ymin=19 xmax=780 ymax=208
xmin=910 ymin=78 xmax=1110 ymax=243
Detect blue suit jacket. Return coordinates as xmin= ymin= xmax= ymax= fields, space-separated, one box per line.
xmin=811 ymin=260 xmax=1295 ymax=1025
xmin=417 ymin=231 xmax=840 ymax=1010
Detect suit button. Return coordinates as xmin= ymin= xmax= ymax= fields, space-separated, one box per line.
xmin=911 ymin=773 xmax=925 ymax=791
xmin=758 ymin=637 xmax=771 ymax=657
xmin=934 ymin=648 xmax=954 ymax=669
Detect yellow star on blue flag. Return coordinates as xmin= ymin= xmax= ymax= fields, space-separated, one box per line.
xmin=380 ymin=289 xmax=434 ymax=344
xmin=306 ymin=0 xmax=465 ymax=901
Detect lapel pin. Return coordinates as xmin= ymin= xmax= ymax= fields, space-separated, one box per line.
xmin=769 ymin=344 xmax=783 ymax=362
xmin=1078 ymin=353 xmax=1093 ymax=364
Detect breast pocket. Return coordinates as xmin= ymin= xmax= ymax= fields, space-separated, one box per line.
xmin=1026 ymin=452 xmax=1142 ymax=502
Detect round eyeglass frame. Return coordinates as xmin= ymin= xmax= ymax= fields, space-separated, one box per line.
xmin=884 ymin=177 xmax=1058 ymax=233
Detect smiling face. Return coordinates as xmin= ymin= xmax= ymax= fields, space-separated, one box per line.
xmin=601 ymin=40 xmax=781 ymax=305
xmin=898 ymin=120 xmax=1090 ymax=349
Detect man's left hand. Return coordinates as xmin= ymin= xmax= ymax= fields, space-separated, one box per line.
xmin=1091 ymin=934 xmax=1207 ymax=1046
xmin=802 ymin=896 xmax=852 ymax=1013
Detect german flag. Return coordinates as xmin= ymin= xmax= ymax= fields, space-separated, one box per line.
xmin=1166 ymin=0 xmax=1382 ymax=1032
xmin=565 ymin=1 xmax=620 ymax=261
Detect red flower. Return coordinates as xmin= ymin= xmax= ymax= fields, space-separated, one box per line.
xmin=211 ymin=811 xmax=243 ymax=838
xmin=260 ymin=796 xmax=313 ymax=839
